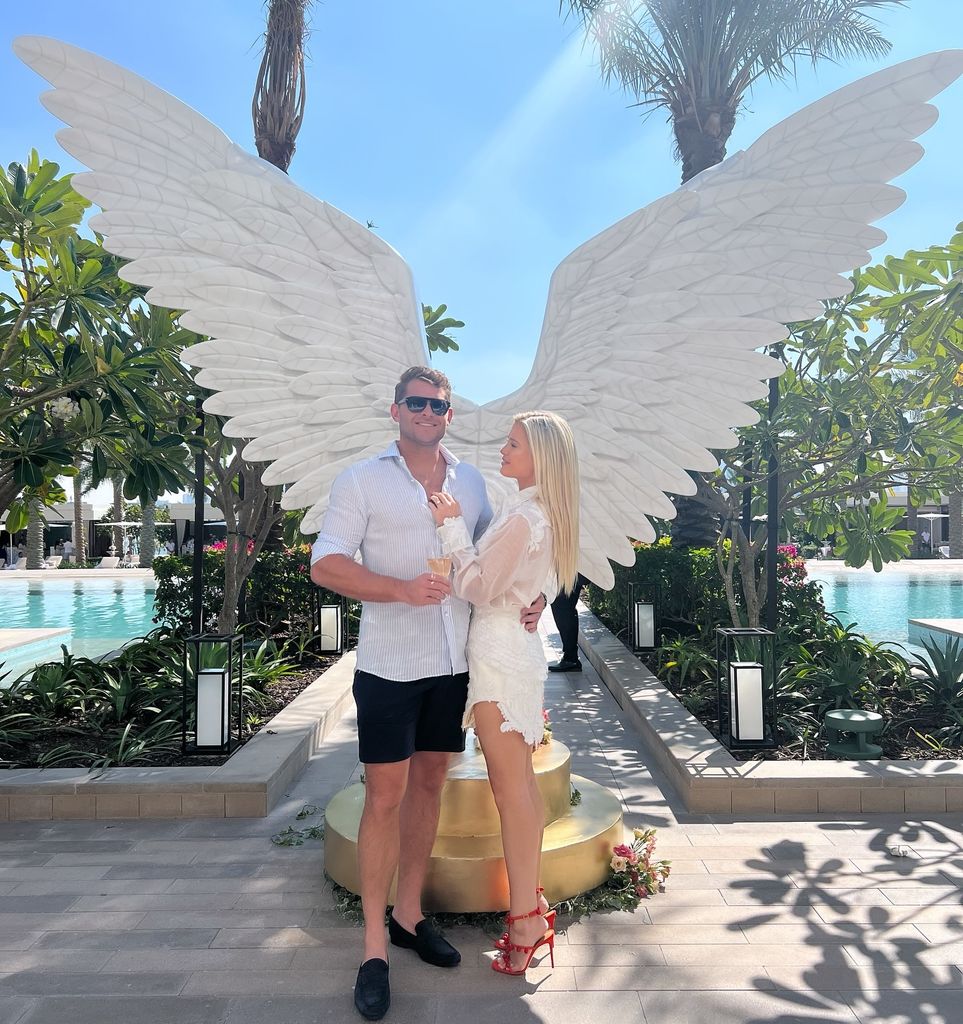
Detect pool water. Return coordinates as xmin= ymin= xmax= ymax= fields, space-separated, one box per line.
xmin=807 ymin=567 xmax=963 ymax=656
xmin=0 ymin=578 xmax=157 ymax=664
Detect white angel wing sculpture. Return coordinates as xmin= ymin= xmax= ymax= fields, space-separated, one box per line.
xmin=15 ymin=36 xmax=963 ymax=587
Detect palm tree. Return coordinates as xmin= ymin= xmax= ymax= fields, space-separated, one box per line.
xmin=950 ymin=492 xmax=962 ymax=559
xmin=70 ymin=455 xmax=92 ymax=564
xmin=111 ymin=473 xmax=124 ymax=556
xmin=26 ymin=495 xmax=45 ymax=569
xmin=564 ymin=0 xmax=903 ymax=183
xmin=138 ymin=498 xmax=156 ymax=568
xmin=563 ymin=0 xmax=902 ymax=546
xmin=253 ymin=0 xmax=312 ymax=171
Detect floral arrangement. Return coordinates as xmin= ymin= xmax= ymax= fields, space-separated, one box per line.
xmin=541 ymin=708 xmax=552 ymax=746
xmin=204 ymin=538 xmax=255 ymax=555
xmin=609 ymin=828 xmax=671 ymax=901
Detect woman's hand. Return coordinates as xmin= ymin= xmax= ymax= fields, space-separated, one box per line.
xmin=429 ymin=491 xmax=462 ymax=526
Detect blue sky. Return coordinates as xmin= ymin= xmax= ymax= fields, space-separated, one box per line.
xmin=3 ymin=0 xmax=962 ymax=420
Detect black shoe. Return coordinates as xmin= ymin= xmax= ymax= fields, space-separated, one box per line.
xmin=548 ymin=657 xmax=582 ymax=672
xmin=388 ymin=914 xmax=461 ymax=967
xmin=354 ymin=958 xmax=389 ymax=1021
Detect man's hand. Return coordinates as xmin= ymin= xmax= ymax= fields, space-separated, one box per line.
xmin=399 ymin=572 xmax=452 ymax=606
xmin=519 ymin=592 xmax=546 ymax=633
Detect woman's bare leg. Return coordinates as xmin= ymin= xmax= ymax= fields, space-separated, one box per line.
xmin=528 ymin=768 xmax=547 ymax=914
xmin=473 ymin=702 xmax=549 ymax=968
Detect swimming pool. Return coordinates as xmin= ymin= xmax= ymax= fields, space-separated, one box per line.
xmin=807 ymin=563 xmax=963 ymax=655
xmin=0 ymin=577 xmax=157 ymax=670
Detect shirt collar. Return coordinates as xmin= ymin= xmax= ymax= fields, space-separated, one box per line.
xmin=378 ymin=441 xmax=459 ymax=467
xmin=506 ymin=485 xmax=539 ymax=507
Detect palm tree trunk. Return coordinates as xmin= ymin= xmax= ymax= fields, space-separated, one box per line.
xmin=72 ymin=463 xmax=87 ymax=564
xmin=139 ymin=499 xmax=156 ymax=568
xmin=111 ymin=474 xmax=124 ymax=556
xmin=26 ymin=496 xmax=45 ymax=569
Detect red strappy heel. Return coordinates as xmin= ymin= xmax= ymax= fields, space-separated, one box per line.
xmin=491 ymin=906 xmax=554 ymax=975
xmin=495 ymin=887 xmax=555 ymax=952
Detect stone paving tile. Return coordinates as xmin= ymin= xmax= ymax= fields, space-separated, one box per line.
xmin=6 ymin=878 xmax=174 ymax=896
xmin=879 ymin=886 xmax=963 ymax=905
xmin=32 ymin=928 xmax=218 ymax=949
xmin=564 ymin=923 xmax=747 ymax=945
xmin=740 ymin=923 xmax=929 ymax=945
xmin=764 ymin=963 xmax=963 ymax=991
xmin=840 ymin=989 xmax=963 ymax=1024
xmin=0 ymin=972 xmax=189 ymax=995
xmin=44 ymin=852 xmax=198 ymax=867
xmin=0 ymin=997 xmax=34 ymax=1024
xmin=103 ymin=948 xmax=296 ymax=972
xmin=551 ymin=944 xmax=666 ymax=967
xmin=103 ymin=863 xmax=260 ymax=879
xmin=814 ymin=904 xmax=963 ymax=925
xmin=0 ymin=896 xmax=78 ymax=913
xmin=0 ymin=931 xmax=43 ymax=951
xmin=0 ymin=912 xmax=146 ymax=931
xmin=0 ymin=867 xmax=110 ymax=881
xmin=575 ymin=964 xmax=772 ymax=990
xmin=69 ymin=893 xmax=242 ymax=912
xmin=165 ymin=876 xmax=320 ymax=894
xmin=0 ymin=840 xmax=135 ymax=855
xmin=722 ymin=887 xmax=891 ymax=906
xmin=661 ymin=943 xmax=853 ymax=967
xmin=210 ymin=927 xmax=351 ymax=949
xmin=227 ymin=993 xmax=438 ymax=1024
xmin=435 ymin=991 xmax=645 ymax=1024
xmin=842 ymin=940 xmax=963 ymax=967
xmin=638 ymin=989 xmax=859 ymax=1023
xmin=0 ymin=950 xmax=112 ymax=972
xmin=20 ymin=996 xmax=231 ymax=1024
xmin=135 ymin=909 xmax=314 ymax=930
xmin=233 ymin=890 xmax=338 ymax=910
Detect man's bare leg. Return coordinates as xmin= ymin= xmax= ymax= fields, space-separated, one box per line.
xmin=357 ymin=759 xmax=410 ymax=962
xmin=391 ymin=750 xmax=450 ymax=931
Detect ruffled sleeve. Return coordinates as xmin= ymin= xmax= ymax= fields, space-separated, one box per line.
xmin=437 ymin=512 xmax=539 ymax=606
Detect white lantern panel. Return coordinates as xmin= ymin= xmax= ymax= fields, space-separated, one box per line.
xmin=318 ymin=605 xmax=342 ymax=653
xmin=196 ymin=667 xmax=230 ymax=747
xmin=729 ymin=661 xmax=765 ymax=742
xmin=634 ymin=602 xmax=655 ymax=649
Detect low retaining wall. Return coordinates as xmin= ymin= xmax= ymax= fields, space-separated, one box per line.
xmin=579 ymin=609 xmax=963 ymax=815
xmin=0 ymin=652 xmax=356 ymax=821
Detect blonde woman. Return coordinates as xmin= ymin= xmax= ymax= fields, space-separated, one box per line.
xmin=429 ymin=410 xmax=579 ymax=975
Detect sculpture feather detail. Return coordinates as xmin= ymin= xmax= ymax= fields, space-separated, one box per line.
xmin=15 ymin=36 xmax=963 ymax=586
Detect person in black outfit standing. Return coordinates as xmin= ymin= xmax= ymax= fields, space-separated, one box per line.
xmin=547 ymin=574 xmax=586 ymax=672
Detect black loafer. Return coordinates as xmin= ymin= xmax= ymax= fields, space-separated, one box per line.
xmin=388 ymin=915 xmax=460 ymax=967
xmin=354 ymin=958 xmax=389 ymax=1020
xmin=548 ymin=658 xmax=582 ymax=673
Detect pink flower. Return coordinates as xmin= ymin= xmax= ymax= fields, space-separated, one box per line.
xmin=613 ymin=843 xmax=634 ymax=859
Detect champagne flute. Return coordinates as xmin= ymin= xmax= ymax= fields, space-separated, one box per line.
xmin=426 ymin=555 xmax=452 ymax=578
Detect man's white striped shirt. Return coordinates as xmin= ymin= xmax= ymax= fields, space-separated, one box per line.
xmin=310 ymin=442 xmax=492 ymax=681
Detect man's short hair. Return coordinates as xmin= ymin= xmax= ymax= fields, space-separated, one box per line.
xmin=394 ymin=366 xmax=452 ymax=404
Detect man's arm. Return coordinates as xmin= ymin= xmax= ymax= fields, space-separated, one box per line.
xmin=311 ymin=555 xmax=449 ymax=606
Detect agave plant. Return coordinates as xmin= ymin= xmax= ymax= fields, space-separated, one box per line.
xmin=912 ymin=636 xmax=963 ymax=713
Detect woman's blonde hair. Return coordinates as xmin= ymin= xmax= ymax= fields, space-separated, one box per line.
xmin=514 ymin=411 xmax=580 ymax=594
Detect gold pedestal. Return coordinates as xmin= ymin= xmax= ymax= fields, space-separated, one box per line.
xmin=324 ymin=734 xmax=623 ymax=912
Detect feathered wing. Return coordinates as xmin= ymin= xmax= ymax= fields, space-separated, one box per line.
xmin=448 ymin=50 xmax=963 ymax=587
xmin=13 ymin=35 xmax=428 ymax=532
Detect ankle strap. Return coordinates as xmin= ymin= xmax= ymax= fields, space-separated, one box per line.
xmin=505 ymin=906 xmax=542 ymax=924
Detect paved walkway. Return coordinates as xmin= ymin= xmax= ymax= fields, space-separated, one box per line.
xmin=2 ymin=628 xmax=963 ymax=1023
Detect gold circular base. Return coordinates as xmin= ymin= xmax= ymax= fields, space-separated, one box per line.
xmin=439 ymin=732 xmax=572 ymax=835
xmin=324 ymin=774 xmax=623 ymax=912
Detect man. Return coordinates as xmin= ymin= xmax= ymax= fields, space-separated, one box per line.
xmin=311 ymin=366 xmax=543 ymax=1021
xmin=547 ymin=574 xmax=586 ymax=673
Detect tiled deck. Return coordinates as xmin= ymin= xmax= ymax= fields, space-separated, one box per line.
xmin=1 ymin=628 xmax=962 ymax=1023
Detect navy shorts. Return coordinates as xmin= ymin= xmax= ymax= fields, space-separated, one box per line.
xmin=352 ymin=670 xmax=469 ymax=764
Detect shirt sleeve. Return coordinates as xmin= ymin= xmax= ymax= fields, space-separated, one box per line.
xmin=473 ymin=486 xmax=494 ymax=543
xmin=437 ymin=512 xmax=536 ymax=606
xmin=310 ymin=469 xmax=369 ymax=565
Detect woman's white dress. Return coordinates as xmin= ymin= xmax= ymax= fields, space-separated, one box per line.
xmin=436 ymin=486 xmax=555 ymax=745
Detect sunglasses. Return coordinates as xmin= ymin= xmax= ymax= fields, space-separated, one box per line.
xmin=399 ymin=396 xmax=451 ymax=415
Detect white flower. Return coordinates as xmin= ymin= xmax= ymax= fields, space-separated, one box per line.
xmin=50 ymin=397 xmax=80 ymax=421
xmin=610 ymin=855 xmax=628 ymax=872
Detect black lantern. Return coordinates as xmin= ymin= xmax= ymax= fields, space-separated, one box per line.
xmin=310 ymin=590 xmax=346 ymax=654
xmin=182 ymin=633 xmax=243 ymax=754
xmin=627 ymin=580 xmax=660 ymax=653
xmin=715 ymin=627 xmax=777 ymax=749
